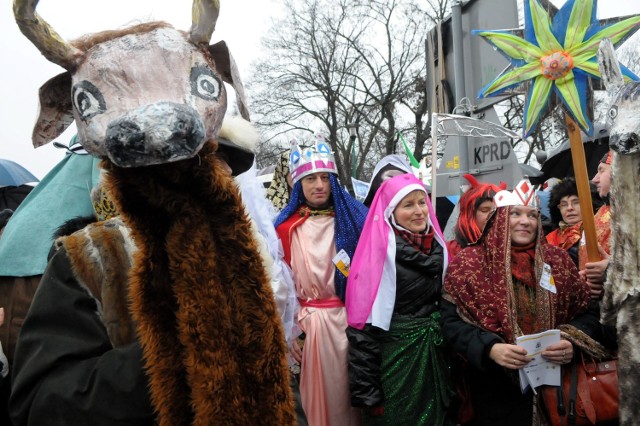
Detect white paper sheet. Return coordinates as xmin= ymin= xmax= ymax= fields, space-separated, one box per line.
xmin=515 ymin=329 xmax=562 ymax=394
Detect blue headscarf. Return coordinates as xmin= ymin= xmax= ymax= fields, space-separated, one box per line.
xmin=275 ymin=174 xmax=368 ymax=300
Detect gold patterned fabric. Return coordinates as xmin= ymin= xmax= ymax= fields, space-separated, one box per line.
xmin=91 ymin=182 xmax=119 ymax=221
xmin=546 ymin=222 xmax=582 ymax=251
xmin=266 ymin=151 xmax=291 ymax=212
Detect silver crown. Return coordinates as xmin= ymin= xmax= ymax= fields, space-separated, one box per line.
xmin=289 ymin=134 xmax=337 ymax=184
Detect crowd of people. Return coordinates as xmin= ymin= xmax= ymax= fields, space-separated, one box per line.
xmin=266 ymin=143 xmax=616 ymax=425
xmin=0 ymin=135 xmax=618 ymax=425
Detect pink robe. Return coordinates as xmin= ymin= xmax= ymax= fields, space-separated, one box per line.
xmin=291 ymin=216 xmax=361 ymax=426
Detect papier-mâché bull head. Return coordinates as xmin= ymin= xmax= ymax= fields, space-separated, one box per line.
xmin=14 ymin=0 xmax=249 ymax=168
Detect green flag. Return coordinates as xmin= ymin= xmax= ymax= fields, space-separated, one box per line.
xmin=398 ymin=132 xmax=420 ymax=168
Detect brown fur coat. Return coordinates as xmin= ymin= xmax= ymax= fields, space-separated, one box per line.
xmin=102 ymin=140 xmax=295 ymax=425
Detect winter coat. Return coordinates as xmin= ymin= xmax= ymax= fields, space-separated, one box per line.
xmin=10 ymin=219 xmax=153 ymax=425
xmin=347 ymin=235 xmax=444 ymax=407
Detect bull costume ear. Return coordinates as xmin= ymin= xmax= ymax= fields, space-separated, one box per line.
xmin=15 ymin=0 xmax=81 ymax=148
xmin=209 ymin=41 xmax=250 ymax=121
xmin=33 ymin=72 xmax=74 ymax=148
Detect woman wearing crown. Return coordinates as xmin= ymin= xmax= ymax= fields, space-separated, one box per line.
xmin=440 ymin=180 xmax=610 ymax=425
xmin=275 ymin=138 xmax=368 ymax=425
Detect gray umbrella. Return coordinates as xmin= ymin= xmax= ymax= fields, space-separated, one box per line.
xmin=0 ymin=159 xmax=39 ymax=187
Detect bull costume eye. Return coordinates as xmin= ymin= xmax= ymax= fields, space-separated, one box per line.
xmin=190 ymin=65 xmax=221 ymax=101
xmin=72 ymin=81 xmax=107 ymax=121
xmin=608 ymin=105 xmax=618 ymax=120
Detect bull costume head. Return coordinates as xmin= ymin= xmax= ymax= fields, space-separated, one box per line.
xmin=14 ymin=1 xmax=296 ymax=424
xmin=597 ymin=38 xmax=640 ymax=156
xmin=15 ymin=0 xmax=249 ymax=169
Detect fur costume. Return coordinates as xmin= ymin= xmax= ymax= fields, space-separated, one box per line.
xmin=601 ymin=82 xmax=640 ymax=426
xmin=593 ymin=39 xmax=640 ymax=425
xmin=60 ymin=217 xmax=137 ymax=349
xmin=100 ymin=140 xmax=295 ymax=425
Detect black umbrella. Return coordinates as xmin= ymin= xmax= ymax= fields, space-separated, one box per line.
xmin=518 ymin=163 xmax=546 ymax=185
xmin=540 ymin=138 xmax=609 ymax=181
xmin=0 ymin=185 xmax=34 ymax=211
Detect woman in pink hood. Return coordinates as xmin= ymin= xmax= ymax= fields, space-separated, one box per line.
xmin=345 ymin=174 xmax=454 ymax=425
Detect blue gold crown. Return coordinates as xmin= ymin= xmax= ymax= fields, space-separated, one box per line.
xmin=289 ymin=135 xmax=338 ymax=184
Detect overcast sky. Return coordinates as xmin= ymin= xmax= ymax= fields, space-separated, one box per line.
xmin=1 ymin=0 xmax=638 ymax=180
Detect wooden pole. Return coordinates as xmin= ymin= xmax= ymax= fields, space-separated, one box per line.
xmin=565 ymin=114 xmax=600 ymax=262
xmin=430 ymin=113 xmax=438 ymax=210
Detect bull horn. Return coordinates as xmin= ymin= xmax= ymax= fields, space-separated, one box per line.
xmin=190 ymin=0 xmax=220 ymax=44
xmin=597 ymin=38 xmax=624 ymax=96
xmin=14 ymin=0 xmax=83 ymax=70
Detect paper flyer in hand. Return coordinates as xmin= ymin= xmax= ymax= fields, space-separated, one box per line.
xmin=515 ymin=329 xmax=561 ymax=394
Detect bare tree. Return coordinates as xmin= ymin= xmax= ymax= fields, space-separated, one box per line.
xmin=248 ymin=0 xmax=447 ymax=187
xmin=423 ymin=0 xmax=450 ymax=26
xmin=617 ymin=32 xmax=640 ymax=75
xmin=248 ymin=0 xmax=362 ymax=183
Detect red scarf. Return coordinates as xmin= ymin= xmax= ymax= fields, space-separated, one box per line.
xmin=393 ymin=225 xmax=435 ymax=255
xmin=546 ymin=222 xmax=582 ymax=251
xmin=510 ymin=242 xmax=536 ymax=288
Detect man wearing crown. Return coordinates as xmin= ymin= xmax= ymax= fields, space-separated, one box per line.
xmin=441 ymin=179 xmax=610 ymax=425
xmin=275 ymin=138 xmax=368 ymax=425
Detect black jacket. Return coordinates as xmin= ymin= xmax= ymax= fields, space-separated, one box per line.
xmin=347 ymin=235 xmax=444 ymax=407
xmin=9 ymin=247 xmax=154 ymax=426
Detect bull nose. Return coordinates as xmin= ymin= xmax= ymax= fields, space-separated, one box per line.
xmin=610 ymin=132 xmax=640 ymax=155
xmin=105 ymin=102 xmax=205 ymax=167
xmin=105 ymin=121 xmax=146 ymax=154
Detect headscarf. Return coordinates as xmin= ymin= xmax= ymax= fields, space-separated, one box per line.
xmin=274 ymin=173 xmax=368 ymax=300
xmin=443 ymin=206 xmax=589 ymax=343
xmin=363 ymin=155 xmax=413 ymax=207
xmin=600 ymin=150 xmax=613 ymax=165
xmin=346 ymin=174 xmax=446 ymax=330
xmin=266 ymin=151 xmax=291 ymax=211
xmin=452 ymin=174 xmax=504 ymax=249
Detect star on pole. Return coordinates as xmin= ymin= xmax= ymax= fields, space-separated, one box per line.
xmin=473 ymin=0 xmax=640 ymax=138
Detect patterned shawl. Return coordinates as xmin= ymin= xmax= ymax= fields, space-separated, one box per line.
xmin=274 ymin=173 xmax=368 ymax=301
xmin=577 ymin=204 xmax=611 ymax=270
xmin=443 ymin=206 xmax=589 ymax=343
